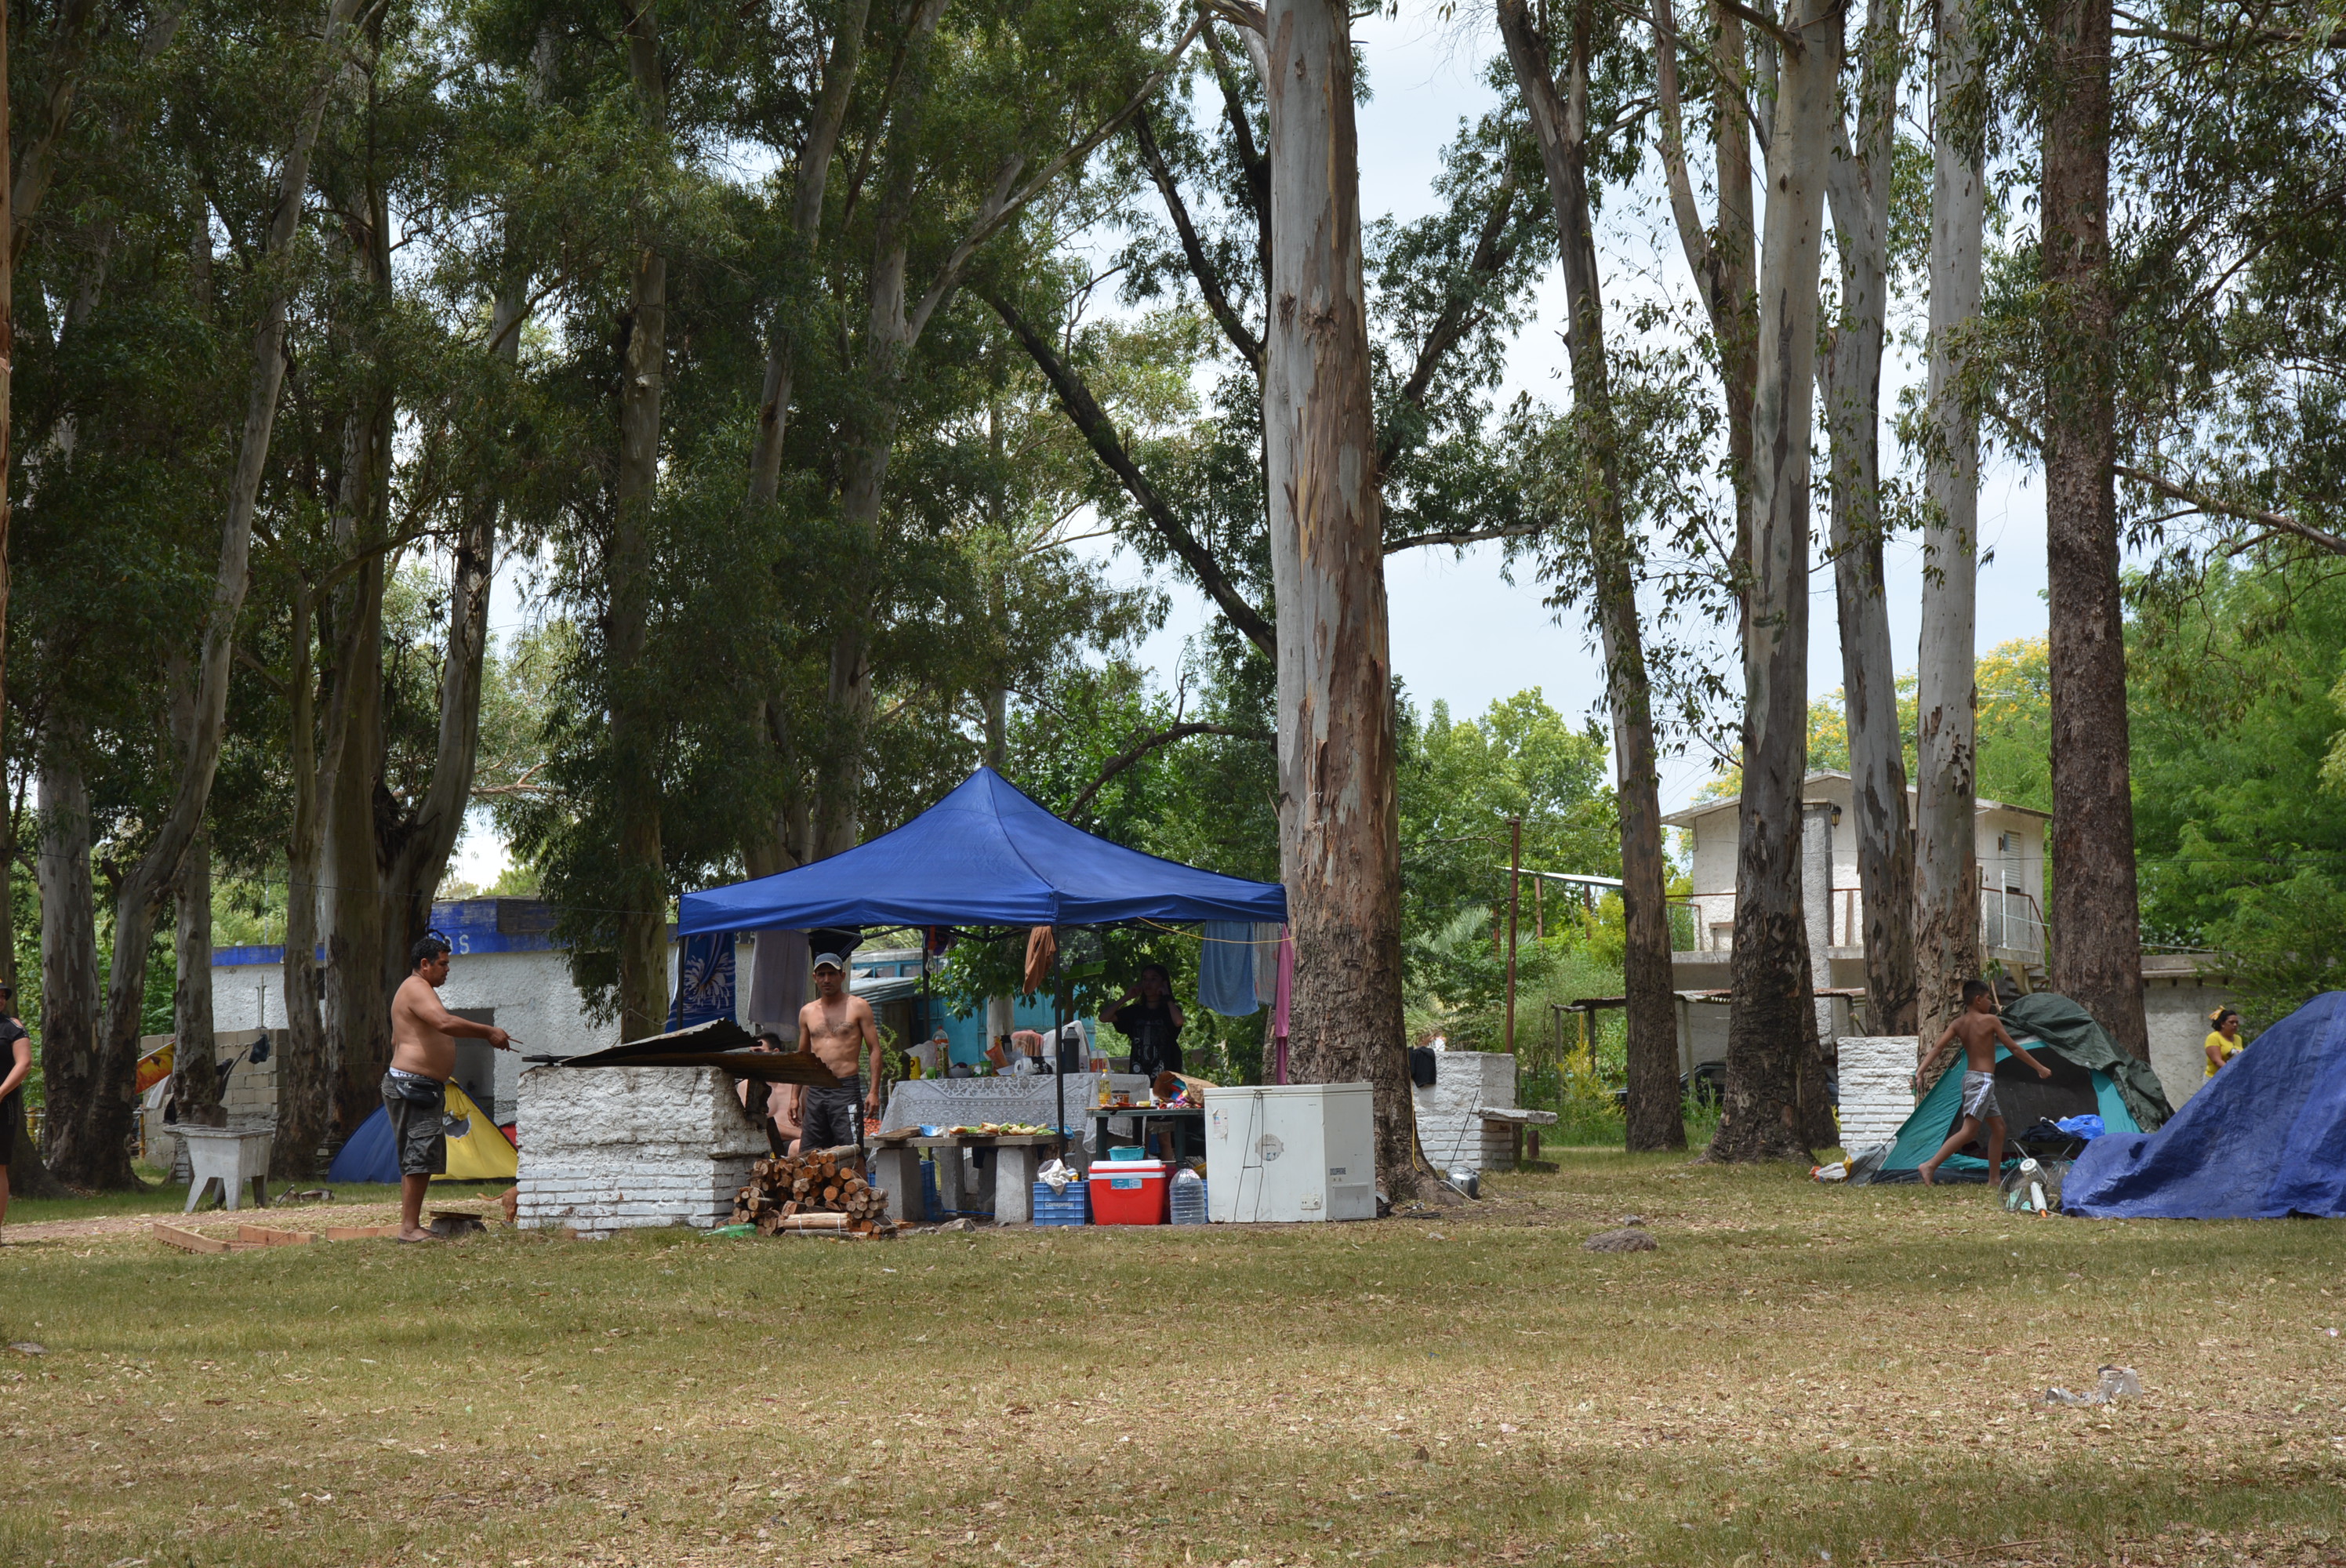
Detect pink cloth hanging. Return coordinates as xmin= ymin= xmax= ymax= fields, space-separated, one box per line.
xmin=1272 ymin=924 xmax=1294 ymax=1084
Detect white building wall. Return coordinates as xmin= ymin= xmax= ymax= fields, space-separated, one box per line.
xmin=211 ymin=946 xmax=619 ymax=1124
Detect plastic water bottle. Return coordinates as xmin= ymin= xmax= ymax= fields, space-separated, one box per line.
xmin=1170 ymin=1167 xmax=1208 ymax=1225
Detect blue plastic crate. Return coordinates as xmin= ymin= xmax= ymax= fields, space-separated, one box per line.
xmin=1032 ymin=1180 xmax=1090 ymax=1226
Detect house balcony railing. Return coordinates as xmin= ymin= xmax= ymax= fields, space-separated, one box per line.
xmin=1669 ymin=880 xmax=2046 ymax=964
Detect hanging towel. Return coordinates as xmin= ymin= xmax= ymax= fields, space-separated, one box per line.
xmin=667 ymin=931 xmax=739 ymax=1032
xmin=1253 ymin=923 xmax=1284 ymax=1006
xmin=745 ymin=930 xmax=808 ymax=1029
xmin=1023 ymin=925 xmax=1059 ymax=993
xmin=1199 ymin=920 xmax=1258 ymax=1016
xmin=1272 ymin=925 xmax=1294 ymax=1083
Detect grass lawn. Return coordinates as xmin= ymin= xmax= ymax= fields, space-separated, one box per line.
xmin=2 ymin=1150 xmax=2340 ymax=1567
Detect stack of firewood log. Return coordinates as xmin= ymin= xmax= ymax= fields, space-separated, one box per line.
xmin=731 ymin=1145 xmax=896 ymax=1237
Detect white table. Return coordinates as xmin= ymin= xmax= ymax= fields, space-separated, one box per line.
xmin=881 ymin=1074 xmax=1151 ymax=1156
xmin=179 ymin=1125 xmax=275 ymax=1211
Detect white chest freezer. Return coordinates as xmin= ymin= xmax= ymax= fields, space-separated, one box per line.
xmin=1202 ymin=1082 xmax=1376 ymax=1222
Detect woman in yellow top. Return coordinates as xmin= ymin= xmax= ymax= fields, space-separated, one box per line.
xmin=2204 ymin=1008 xmax=2244 ymax=1077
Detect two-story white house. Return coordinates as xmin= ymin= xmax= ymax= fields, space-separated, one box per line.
xmin=1659 ymin=771 xmax=2228 ymax=1109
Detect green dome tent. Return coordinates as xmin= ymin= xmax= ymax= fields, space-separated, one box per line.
xmin=1850 ymin=993 xmax=2175 ymax=1185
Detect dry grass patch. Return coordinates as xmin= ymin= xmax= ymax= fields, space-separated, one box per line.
xmin=2 ymin=1151 xmax=2341 ymax=1566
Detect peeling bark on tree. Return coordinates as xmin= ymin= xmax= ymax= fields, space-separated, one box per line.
xmin=1916 ymin=0 xmax=1985 ymax=1045
xmin=1496 ymin=0 xmax=1680 ymax=1152
xmin=1710 ymin=0 xmax=1838 ymax=1164
xmin=2041 ymin=0 xmax=2148 ymax=1058
xmin=1820 ymin=0 xmax=1916 ymax=1037
xmin=1254 ymin=0 xmax=1414 ymax=1198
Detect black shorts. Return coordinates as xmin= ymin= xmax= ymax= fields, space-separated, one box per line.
xmin=800 ymin=1074 xmax=865 ymax=1152
xmin=381 ymin=1072 xmax=448 ymax=1178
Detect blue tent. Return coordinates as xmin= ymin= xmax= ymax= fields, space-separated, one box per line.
xmin=678 ymin=767 xmax=1287 ymax=935
xmin=2065 ymin=991 xmax=2346 ymax=1218
xmin=326 ymin=1082 xmax=517 ymax=1184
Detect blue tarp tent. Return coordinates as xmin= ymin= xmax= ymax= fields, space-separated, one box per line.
xmin=678 ymin=767 xmax=1287 ymax=935
xmin=2065 ymin=992 xmax=2346 ymax=1218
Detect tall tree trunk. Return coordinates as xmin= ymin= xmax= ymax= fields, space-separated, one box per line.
xmin=2 ymin=723 xmax=63 ymax=1198
xmin=1710 ymin=0 xmax=1838 ymax=1163
xmin=1254 ymin=0 xmax=1413 ymax=1197
xmin=34 ymin=753 xmax=100 ymax=1186
xmin=1651 ymin=0 xmax=1759 ymax=587
xmin=275 ymin=586 xmax=350 ymax=1181
xmin=1496 ymin=0 xmax=1680 ymax=1152
xmin=61 ymin=0 xmax=359 ymax=1189
xmin=2041 ymin=0 xmax=2146 ymax=1057
xmin=1916 ymin=0 xmax=1985 ymax=1044
xmin=610 ymin=0 xmax=670 ymax=1040
xmin=745 ymin=0 xmax=871 ymax=506
xmin=325 ymin=557 xmax=387 ymax=1140
xmin=1820 ymin=0 xmax=1915 ymax=1036
xmin=168 ymin=827 xmax=220 ymax=1127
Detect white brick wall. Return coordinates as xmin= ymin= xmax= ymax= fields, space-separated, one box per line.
xmin=1836 ymin=1035 xmax=1918 ymax=1155
xmin=1412 ymin=1052 xmax=1518 ymax=1172
xmin=515 ymin=1065 xmax=767 ymax=1239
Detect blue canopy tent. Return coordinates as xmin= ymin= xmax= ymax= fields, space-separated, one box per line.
xmin=680 ymin=767 xmax=1287 ymax=935
xmin=677 ymin=767 xmax=1287 ymax=1156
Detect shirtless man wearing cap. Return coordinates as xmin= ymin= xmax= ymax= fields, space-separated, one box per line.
xmin=791 ymin=953 xmax=882 ymax=1152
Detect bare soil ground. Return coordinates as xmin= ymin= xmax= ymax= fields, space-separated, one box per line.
xmin=2 ymin=1152 xmax=2340 ymax=1566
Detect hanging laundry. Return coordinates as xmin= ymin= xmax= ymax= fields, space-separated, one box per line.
xmin=1272 ymin=926 xmax=1295 ymax=1083
xmin=1253 ymin=922 xmax=1284 ymax=1007
xmin=1023 ymin=925 xmax=1059 ymax=993
xmin=745 ymin=930 xmax=808 ymax=1027
xmin=1199 ymin=920 xmax=1258 ymax=1016
xmin=667 ymin=931 xmax=738 ymax=1032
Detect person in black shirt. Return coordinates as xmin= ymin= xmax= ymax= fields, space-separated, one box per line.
xmin=1102 ymin=964 xmax=1186 ymax=1080
xmin=0 ymin=982 xmax=31 ymax=1232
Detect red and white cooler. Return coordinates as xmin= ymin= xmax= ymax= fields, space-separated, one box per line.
xmin=1087 ymin=1158 xmax=1171 ymax=1225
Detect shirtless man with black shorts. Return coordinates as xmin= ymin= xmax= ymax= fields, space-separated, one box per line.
xmin=387 ymin=934 xmax=510 ymax=1241
xmin=791 ymin=951 xmax=881 ymax=1152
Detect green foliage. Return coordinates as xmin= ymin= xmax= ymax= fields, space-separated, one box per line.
xmin=2130 ymin=562 xmax=2346 ymax=1020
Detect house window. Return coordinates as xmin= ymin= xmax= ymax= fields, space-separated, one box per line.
xmin=1710 ymin=924 xmax=1734 ymax=953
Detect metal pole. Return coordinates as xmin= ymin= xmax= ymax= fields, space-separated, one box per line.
xmin=1504 ymin=815 xmax=1521 ymax=1055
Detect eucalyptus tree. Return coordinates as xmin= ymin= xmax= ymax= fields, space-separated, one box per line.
xmin=2036 ymin=0 xmax=2152 ymax=1054
xmin=17 ymin=0 xmax=363 ymax=1187
xmin=1817 ymin=0 xmax=1915 ymax=1035
xmin=1493 ymin=0 xmax=1683 ymax=1150
xmin=1915 ymin=0 xmax=1986 ymax=1043
xmin=1712 ymin=0 xmax=1840 ymax=1163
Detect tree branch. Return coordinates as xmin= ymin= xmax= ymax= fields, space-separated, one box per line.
xmin=982 ymin=285 xmax=1277 ymax=658
xmin=1378 ymin=164 xmax=1522 ymax=473
xmin=904 ymin=13 xmax=1204 ymax=347
xmin=1066 ymin=722 xmax=1267 ymax=818
xmin=1133 ymin=104 xmax=1262 ymax=369
xmin=1384 ymin=520 xmax=1552 ymax=554
xmin=2112 ymin=463 xmax=2346 ymax=557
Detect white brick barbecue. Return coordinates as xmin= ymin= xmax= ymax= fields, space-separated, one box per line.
xmin=516 ymin=1065 xmax=766 ymax=1239
xmin=1836 ymin=1035 xmax=1919 ymax=1155
xmin=1412 ymin=1051 xmax=1520 ymax=1173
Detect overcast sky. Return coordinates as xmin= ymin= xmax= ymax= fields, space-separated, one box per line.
xmin=460 ymin=2 xmax=2058 ymax=884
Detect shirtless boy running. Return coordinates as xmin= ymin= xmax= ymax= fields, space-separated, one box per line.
xmin=1912 ymin=978 xmax=2052 ymax=1186
xmin=387 ymin=934 xmax=511 ymax=1241
xmin=792 ymin=949 xmax=882 ymax=1152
